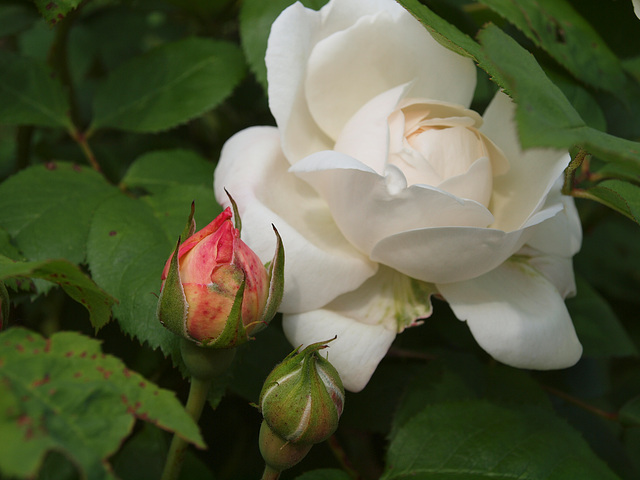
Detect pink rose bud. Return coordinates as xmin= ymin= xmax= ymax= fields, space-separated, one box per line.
xmin=157 ymin=203 xmax=284 ymax=349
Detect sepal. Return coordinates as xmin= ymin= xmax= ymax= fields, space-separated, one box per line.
xmin=157 ymin=238 xmax=189 ymax=338
xmin=257 ymin=225 xmax=285 ymax=330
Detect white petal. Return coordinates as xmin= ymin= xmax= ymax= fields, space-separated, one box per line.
xmin=283 ymin=309 xmax=396 ymax=392
xmin=634 ymin=0 xmax=640 ymax=19
xmin=526 ymin=180 xmax=582 ymax=257
xmin=481 ymin=92 xmax=570 ymax=231
xmin=521 ymin=249 xmax=577 ymax=299
xmin=436 ymin=156 xmax=493 ymax=207
xmin=334 ymin=84 xmax=408 ymax=174
xmin=214 ymin=127 xmax=377 ymax=313
xmin=438 ymin=259 xmax=582 ymax=369
xmin=305 ymin=4 xmax=476 ymax=142
xmin=290 ymin=151 xmax=494 ymax=255
xmin=266 ymin=2 xmax=333 ymax=163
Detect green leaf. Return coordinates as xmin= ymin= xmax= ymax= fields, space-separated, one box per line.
xmin=0 ymin=255 xmax=116 ymax=330
xmin=121 ymin=149 xmax=215 ymax=195
xmin=295 ymin=469 xmax=352 ymax=480
xmin=122 ymin=149 xmax=220 ymax=246
xmin=86 ymin=193 xmax=179 ymax=359
xmin=567 ymin=276 xmax=637 ymax=357
xmin=580 ymin=180 xmax=640 ymax=225
xmin=33 ymin=0 xmax=81 ymax=26
xmin=142 ymin=185 xmax=221 ymax=243
xmin=575 ymin=217 xmax=640 ymax=302
xmin=382 ymin=400 xmax=619 ymax=479
xmin=0 ymin=2 xmax=38 ymax=37
xmin=0 ymin=162 xmax=116 ymax=263
xmin=0 ymin=51 xmax=72 ymax=128
xmin=478 ymin=0 xmax=628 ymax=98
xmin=0 ymin=327 xmax=204 ymax=480
xmin=90 ymin=37 xmax=246 ymax=133
xmin=239 ymin=0 xmax=328 ymax=90
xmin=476 ymin=24 xmax=640 ymax=167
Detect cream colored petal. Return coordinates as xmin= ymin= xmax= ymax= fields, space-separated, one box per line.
xmin=481 ymin=92 xmax=570 ymax=232
xmin=290 ymin=151 xmax=494 ymax=255
xmin=305 ymin=5 xmax=476 ymax=142
xmin=266 ymin=2 xmax=333 ymax=163
xmin=438 ymin=258 xmax=582 ymax=369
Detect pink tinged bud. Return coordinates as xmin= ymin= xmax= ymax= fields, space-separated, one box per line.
xmin=259 ymin=339 xmax=345 ymax=445
xmin=157 ymin=204 xmax=285 ymax=348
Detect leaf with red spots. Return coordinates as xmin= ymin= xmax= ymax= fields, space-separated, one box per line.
xmin=0 ymin=255 xmax=115 ymax=329
xmin=32 ymin=0 xmax=81 ymax=26
xmin=0 ymin=327 xmax=204 ymax=479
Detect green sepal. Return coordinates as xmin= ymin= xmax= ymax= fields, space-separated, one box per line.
xmin=0 ymin=281 xmax=9 ymax=330
xmin=156 ymin=238 xmax=189 ymax=339
xmin=180 ymin=201 xmax=197 ymax=241
xmin=258 ymin=225 xmax=285 ymax=329
xmin=199 ymin=277 xmax=248 ymax=349
xmin=225 ymin=188 xmax=242 ymax=233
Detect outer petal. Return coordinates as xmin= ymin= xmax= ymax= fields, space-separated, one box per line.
xmin=291 ymin=151 xmax=494 ymax=255
xmin=482 ymin=92 xmax=571 ymax=231
xmin=266 ymin=2 xmax=333 ymax=163
xmin=214 ymin=127 xmax=377 ymax=313
xmin=438 ymin=259 xmax=582 ymax=369
xmin=305 ymin=4 xmax=476 ymax=143
xmin=526 ymin=181 xmax=582 ymax=258
xmin=283 ymin=310 xmax=396 ymax=393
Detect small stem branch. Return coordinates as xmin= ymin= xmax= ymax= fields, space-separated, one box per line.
xmin=261 ymin=464 xmax=281 ymax=480
xmin=562 ymin=149 xmax=589 ymax=195
xmin=71 ymin=129 xmax=102 ymax=172
xmin=161 ymin=377 xmax=211 ymax=480
xmin=542 ymin=384 xmax=619 ymax=421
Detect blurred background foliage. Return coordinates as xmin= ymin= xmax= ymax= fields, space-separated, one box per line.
xmin=0 ymin=0 xmax=639 ymax=479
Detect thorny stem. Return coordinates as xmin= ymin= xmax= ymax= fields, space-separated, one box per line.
xmin=160 ymin=376 xmax=211 ymax=480
xmin=542 ymin=384 xmax=619 ymax=421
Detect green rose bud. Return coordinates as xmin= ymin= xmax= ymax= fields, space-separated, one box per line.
xmin=259 ymin=338 xmax=345 ymax=446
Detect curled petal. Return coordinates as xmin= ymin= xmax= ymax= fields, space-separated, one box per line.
xmin=369 ymin=198 xmax=561 ymax=284
xmin=291 ymin=151 xmax=494 ymax=255
xmin=266 ymin=2 xmax=333 ymax=163
xmin=438 ymin=259 xmax=582 ymax=369
xmin=305 ymin=2 xmax=476 ymax=142
xmin=214 ymin=127 xmax=377 ymax=313
xmin=481 ymin=92 xmax=570 ymax=231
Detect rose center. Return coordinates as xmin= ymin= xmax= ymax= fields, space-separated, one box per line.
xmin=387 ymin=100 xmax=505 ymax=208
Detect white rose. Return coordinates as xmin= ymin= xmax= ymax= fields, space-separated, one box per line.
xmin=214 ymin=0 xmax=583 ymax=391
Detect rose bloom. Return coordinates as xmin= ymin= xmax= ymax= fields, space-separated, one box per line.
xmin=214 ymin=0 xmax=582 ymax=391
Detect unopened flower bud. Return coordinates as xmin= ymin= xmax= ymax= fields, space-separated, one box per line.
xmin=157 ymin=202 xmax=284 ymax=349
xmin=259 ymin=339 xmax=345 ymax=446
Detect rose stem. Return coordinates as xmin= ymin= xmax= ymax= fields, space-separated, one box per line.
xmin=160 ymin=376 xmax=210 ymax=480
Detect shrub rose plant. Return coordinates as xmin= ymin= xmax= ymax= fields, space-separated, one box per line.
xmin=214 ymin=0 xmax=582 ymax=391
